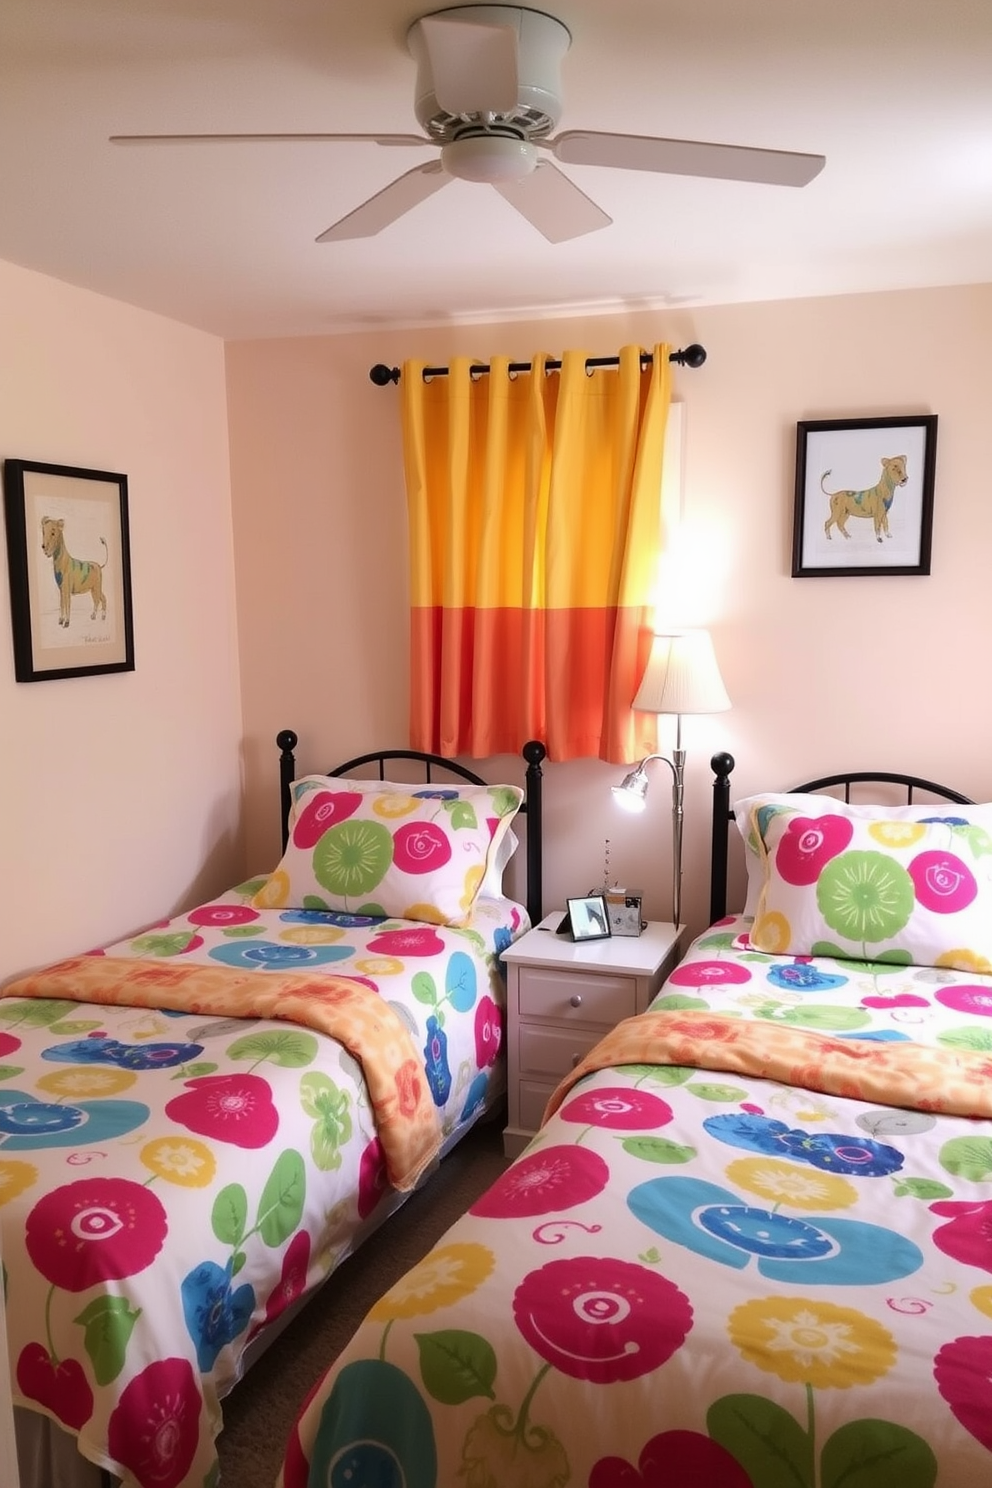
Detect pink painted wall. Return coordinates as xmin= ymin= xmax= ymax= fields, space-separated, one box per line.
xmin=227 ymin=282 xmax=992 ymax=940
xmin=0 ymin=260 xmax=244 ymax=978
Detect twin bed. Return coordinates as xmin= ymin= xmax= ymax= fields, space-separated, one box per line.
xmin=279 ymin=754 xmax=992 ymax=1488
xmin=1 ymin=733 xmax=546 ymax=1488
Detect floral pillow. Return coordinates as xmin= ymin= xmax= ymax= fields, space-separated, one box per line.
xmin=732 ymin=793 xmax=992 ymax=970
xmin=253 ymin=777 xmax=524 ymax=926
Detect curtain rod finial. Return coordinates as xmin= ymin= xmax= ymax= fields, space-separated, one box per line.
xmin=370 ymin=364 xmax=400 ymax=386
xmin=671 ymin=344 xmax=706 ymax=368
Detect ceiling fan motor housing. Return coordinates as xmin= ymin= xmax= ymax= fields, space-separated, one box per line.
xmin=407 ymin=5 xmax=570 ymax=143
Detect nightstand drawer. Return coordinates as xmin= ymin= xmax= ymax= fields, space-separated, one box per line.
xmin=518 ymin=966 xmax=636 ymax=1024
xmin=519 ymin=1024 xmax=603 ymax=1078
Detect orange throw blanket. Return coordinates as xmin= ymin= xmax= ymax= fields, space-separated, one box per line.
xmin=543 ymin=1009 xmax=992 ymax=1125
xmin=3 ymin=955 xmax=442 ymax=1191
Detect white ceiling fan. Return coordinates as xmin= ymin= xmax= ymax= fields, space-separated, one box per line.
xmin=110 ymin=4 xmax=826 ymax=245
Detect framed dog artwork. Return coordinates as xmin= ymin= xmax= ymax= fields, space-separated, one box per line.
xmin=792 ymin=414 xmax=938 ymax=577
xmin=2 ymin=458 xmax=135 ymax=681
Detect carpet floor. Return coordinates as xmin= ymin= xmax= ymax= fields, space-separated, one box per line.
xmin=215 ymin=1111 xmax=511 ymax=1486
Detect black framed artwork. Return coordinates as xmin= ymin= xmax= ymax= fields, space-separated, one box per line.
xmin=3 ymin=458 xmax=135 ymax=682
xmin=792 ymin=415 xmax=937 ymax=578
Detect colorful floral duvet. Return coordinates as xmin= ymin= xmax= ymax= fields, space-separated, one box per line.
xmin=0 ymin=879 xmax=525 ymax=1488
xmin=281 ymin=915 xmax=992 ymax=1488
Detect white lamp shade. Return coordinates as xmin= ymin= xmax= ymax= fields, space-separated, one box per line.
xmin=633 ymin=629 xmax=731 ymax=716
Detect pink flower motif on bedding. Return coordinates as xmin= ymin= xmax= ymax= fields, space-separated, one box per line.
xmin=776 ymin=814 xmax=854 ymax=885
xmin=16 ymin=1347 xmax=94 ymax=1431
xmin=473 ymin=995 xmax=502 ymax=1068
xmin=933 ymin=1334 xmax=992 ymax=1453
xmin=559 ymin=1087 xmax=673 ymax=1130
xmin=260 ymin=1229 xmax=312 ymax=1330
xmin=26 ymin=1176 xmax=167 ymax=1290
xmin=392 ymin=821 xmax=452 ymax=874
xmin=908 ymin=850 xmax=977 ymax=913
xmin=107 ymin=1357 xmax=202 ymax=1488
xmin=935 ymin=984 xmax=992 ymax=1017
xmin=187 ymin=903 xmax=260 ymax=928
xmin=513 ymin=1256 xmax=692 ymax=1383
xmin=358 ymin=1136 xmax=388 ymax=1218
xmin=470 ymin=1144 xmax=609 ymax=1218
xmin=668 ymin=960 xmax=751 ymax=988
xmin=366 ymin=926 xmax=446 ymax=957
xmin=590 ymin=1430 xmax=753 ymax=1488
xmin=293 ymin=792 xmax=361 ymax=849
xmin=0 ymin=1031 xmax=19 ymax=1055
xmin=930 ymin=1198 xmax=992 ymax=1274
xmin=165 ymin=1073 xmax=279 ymax=1149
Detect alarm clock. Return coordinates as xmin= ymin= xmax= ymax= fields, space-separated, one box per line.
xmin=604 ymin=890 xmax=644 ymax=937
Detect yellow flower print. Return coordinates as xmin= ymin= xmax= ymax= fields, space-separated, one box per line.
xmin=355 ymin=956 xmax=404 ymax=976
xmin=729 ymin=1296 xmax=896 ymax=1388
xmin=868 ymin=821 xmax=926 ymax=848
xmin=279 ymin=926 xmax=345 ymax=945
xmin=935 ymin=948 xmax=992 ymax=975
xmin=36 ymin=1066 xmax=137 ymax=1098
xmin=140 ymin=1136 xmax=217 ymax=1188
xmin=372 ymin=795 xmax=419 ymax=819
xmin=368 ymin=1242 xmax=495 ymax=1321
xmin=403 ymin=903 xmax=446 ymax=925
xmin=254 ymin=870 xmax=290 ymax=909
xmin=725 ymin=1158 xmax=858 ymax=1212
xmin=970 ymin=1285 xmax=992 ymax=1320
xmin=0 ymin=1159 xmax=38 ymax=1207
xmin=752 ymin=911 xmax=792 ymax=954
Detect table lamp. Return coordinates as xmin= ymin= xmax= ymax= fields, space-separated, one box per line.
xmin=613 ymin=629 xmax=731 ymax=927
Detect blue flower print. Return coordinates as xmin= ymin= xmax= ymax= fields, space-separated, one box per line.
xmin=629 ymin=1175 xmax=923 ymax=1285
xmin=766 ymin=963 xmax=849 ymax=994
xmin=209 ymin=940 xmax=354 ymax=970
xmin=278 ymin=909 xmax=382 ymax=928
xmin=702 ymin=1113 xmax=904 ymax=1176
xmin=423 ymin=1015 xmax=452 ymax=1106
xmin=0 ymin=1090 xmax=149 ymax=1150
xmin=42 ymin=1037 xmax=203 ymax=1069
xmin=459 ymin=1070 xmax=490 ymax=1122
xmin=181 ymin=1258 xmax=255 ymax=1372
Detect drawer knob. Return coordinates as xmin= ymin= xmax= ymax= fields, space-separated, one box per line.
xmin=569 ymin=993 xmax=582 ymax=1008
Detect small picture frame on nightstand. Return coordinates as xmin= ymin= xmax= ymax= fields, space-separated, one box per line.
xmin=561 ymin=894 xmax=612 ymax=942
xmin=604 ymin=890 xmax=644 ymax=936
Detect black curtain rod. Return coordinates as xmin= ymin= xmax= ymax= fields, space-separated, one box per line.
xmin=369 ymin=344 xmax=707 ymax=386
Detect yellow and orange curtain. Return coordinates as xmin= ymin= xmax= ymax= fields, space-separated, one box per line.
xmin=400 ymin=344 xmax=672 ymax=763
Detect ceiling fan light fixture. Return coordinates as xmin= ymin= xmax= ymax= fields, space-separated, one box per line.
xmin=442 ymin=135 xmax=538 ymax=182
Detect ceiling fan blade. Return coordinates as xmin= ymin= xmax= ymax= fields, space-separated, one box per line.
xmin=551 ymin=130 xmax=825 ymax=188
xmin=110 ymin=131 xmax=428 ymax=148
xmin=494 ymin=160 xmax=611 ymax=243
xmin=416 ymin=10 xmax=519 ymax=115
xmin=316 ymin=161 xmax=449 ymax=242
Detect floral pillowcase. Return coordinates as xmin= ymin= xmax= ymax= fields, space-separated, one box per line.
xmin=253 ymin=777 xmax=524 ymax=927
xmin=732 ymin=792 xmax=992 ymax=971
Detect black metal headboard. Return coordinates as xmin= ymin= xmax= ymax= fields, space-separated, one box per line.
xmin=708 ymin=752 xmax=974 ymax=926
xmin=275 ymin=731 xmax=546 ymax=926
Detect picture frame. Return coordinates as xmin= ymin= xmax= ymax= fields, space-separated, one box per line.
xmin=792 ymin=415 xmax=937 ymax=578
xmin=564 ymin=893 xmax=612 ymax=943
xmin=3 ymin=458 xmax=134 ymax=682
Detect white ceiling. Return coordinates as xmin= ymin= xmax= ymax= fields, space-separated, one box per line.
xmin=2 ymin=0 xmax=991 ymax=341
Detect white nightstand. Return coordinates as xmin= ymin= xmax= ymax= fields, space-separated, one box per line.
xmin=500 ymin=912 xmax=684 ymax=1158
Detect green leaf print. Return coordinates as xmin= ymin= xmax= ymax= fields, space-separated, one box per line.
xmin=939 ymin=1135 xmax=992 ymax=1183
xmin=687 ymin=1083 xmax=749 ymax=1102
xmin=708 ymin=1393 xmax=813 ymax=1488
xmin=300 ymin=1071 xmax=352 ymax=1171
xmin=652 ymin=993 xmax=710 ymax=1011
xmin=443 ymin=799 xmax=479 ymax=831
xmin=76 ymin=1294 xmax=141 ymax=1386
xmin=621 ymin=1135 xmax=696 ymax=1163
xmin=937 ymin=1025 xmax=992 ymax=1054
xmin=0 ymin=1065 xmax=23 ymax=1083
xmin=130 ymin=931 xmax=200 ymax=957
xmin=412 ymin=971 xmax=439 ymax=1007
xmin=226 ymin=1029 xmax=319 ymax=1067
xmin=415 ymin=1329 xmax=497 ymax=1404
xmin=758 ymin=1004 xmax=871 ymax=1033
xmin=821 ymin=1419 xmax=936 ymax=1488
xmin=892 ymin=1178 xmax=954 ymax=1200
xmin=0 ymin=999 xmax=81 ymax=1029
xmin=257 ymin=1148 xmax=306 ymax=1245
xmin=212 ymin=1184 xmax=248 ymax=1247
xmin=313 ymin=818 xmax=393 ymax=897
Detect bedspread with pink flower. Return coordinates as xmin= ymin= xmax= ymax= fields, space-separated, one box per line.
xmin=0 ymin=879 xmax=524 ymax=1488
xmin=280 ymin=915 xmax=992 ymax=1488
